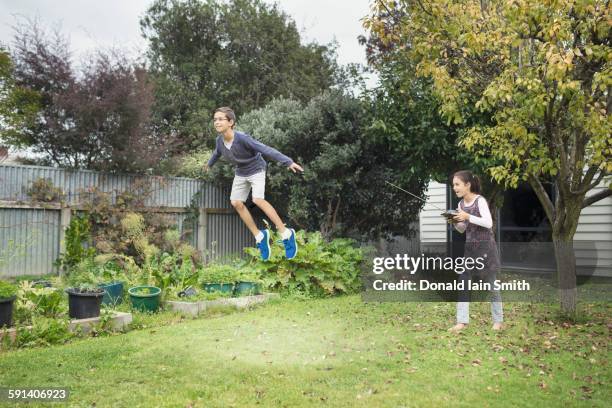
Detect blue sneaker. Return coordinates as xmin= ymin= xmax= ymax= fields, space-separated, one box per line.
xmin=282 ymin=228 xmax=298 ymax=259
xmin=256 ymin=229 xmax=271 ymax=261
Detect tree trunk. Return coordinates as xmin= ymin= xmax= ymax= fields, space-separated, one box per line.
xmin=486 ymin=182 xmax=504 ymax=234
xmin=529 ymin=175 xmax=584 ymax=317
xmin=551 ymin=231 xmax=577 ymax=316
xmin=551 ymin=197 xmax=583 ymax=317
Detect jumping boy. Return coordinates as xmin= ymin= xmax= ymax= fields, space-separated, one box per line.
xmin=204 ymin=107 xmax=303 ymax=261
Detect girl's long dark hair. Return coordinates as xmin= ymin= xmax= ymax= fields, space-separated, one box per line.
xmin=453 ymin=170 xmax=481 ymax=193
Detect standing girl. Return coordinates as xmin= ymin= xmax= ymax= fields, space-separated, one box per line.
xmin=448 ymin=170 xmax=503 ymax=332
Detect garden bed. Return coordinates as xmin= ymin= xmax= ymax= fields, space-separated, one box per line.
xmin=165 ymin=293 xmax=279 ymax=316
xmin=0 ymin=311 xmax=132 ymax=345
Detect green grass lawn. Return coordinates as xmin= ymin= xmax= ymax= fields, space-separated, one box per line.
xmin=0 ymin=296 xmax=610 ymax=407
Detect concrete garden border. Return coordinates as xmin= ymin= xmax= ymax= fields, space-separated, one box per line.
xmin=165 ymin=293 xmax=279 ymax=316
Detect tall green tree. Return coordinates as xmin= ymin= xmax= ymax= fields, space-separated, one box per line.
xmin=140 ymin=0 xmax=338 ymax=150
xmin=360 ymin=10 xmax=507 ymax=223
xmin=364 ymin=0 xmax=611 ymax=315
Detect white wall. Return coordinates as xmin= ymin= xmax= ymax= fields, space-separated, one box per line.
xmin=575 ymin=181 xmax=612 ymax=276
xmin=419 ymin=181 xmax=447 ymax=253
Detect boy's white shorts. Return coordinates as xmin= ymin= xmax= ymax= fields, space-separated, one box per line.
xmin=230 ymin=170 xmax=266 ymax=202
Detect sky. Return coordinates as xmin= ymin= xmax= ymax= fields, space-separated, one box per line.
xmin=0 ymin=0 xmax=374 ymax=73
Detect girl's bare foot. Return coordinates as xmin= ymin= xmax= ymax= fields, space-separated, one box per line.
xmin=492 ymin=322 xmax=503 ymax=331
xmin=448 ymin=323 xmax=467 ymax=332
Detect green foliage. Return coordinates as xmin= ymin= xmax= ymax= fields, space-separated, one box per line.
xmin=0 ymin=280 xmax=18 ymax=299
xmin=56 ymin=214 xmax=96 ymax=274
xmin=63 ymin=257 xmax=132 ymax=294
xmin=163 ymin=229 xmax=181 ymax=250
xmin=238 ymin=92 xmax=427 ymax=240
xmin=150 ymin=253 xmax=199 ymax=293
xmin=244 ymin=230 xmax=366 ymax=297
xmin=14 ymin=316 xmax=72 ymax=347
xmin=162 ymin=148 xmax=214 ymax=179
xmin=360 ymin=5 xmax=510 ymax=213
xmin=234 ymin=266 xmax=262 ymax=284
xmin=140 ymin=0 xmax=337 ymax=150
xmin=364 ymin=0 xmax=610 ymax=192
xmin=0 ymin=48 xmax=41 ymax=146
xmin=198 ymin=264 xmax=239 ymax=284
xmin=121 ymin=212 xmax=146 ymax=238
xmin=92 ymin=258 xmax=131 ymax=283
xmin=14 ymin=282 xmax=66 ymax=323
xmin=66 ymin=286 xmax=104 ymax=294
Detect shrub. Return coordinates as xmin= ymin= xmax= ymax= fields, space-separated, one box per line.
xmin=15 ymin=316 xmax=72 ymax=347
xmin=198 ymin=264 xmax=239 ymax=284
xmin=55 ymin=214 xmax=96 ymax=273
xmin=244 ymin=230 xmax=367 ymax=297
xmin=172 ymin=149 xmax=213 ymax=179
xmin=234 ymin=266 xmax=262 ymax=284
xmin=121 ymin=212 xmax=146 ymax=238
xmin=14 ymin=281 xmax=66 ymax=324
xmin=150 ymin=253 xmax=199 ymax=293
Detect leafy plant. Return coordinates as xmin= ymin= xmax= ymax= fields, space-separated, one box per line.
xmin=66 ymin=285 xmax=104 ymax=294
xmin=64 ymin=258 xmax=103 ymax=287
xmin=56 ymin=214 xmax=96 ymax=273
xmin=95 ymin=260 xmax=127 ymax=283
xmin=14 ymin=316 xmax=72 ymax=347
xmin=234 ymin=267 xmax=262 ymax=284
xmin=14 ymin=281 xmax=66 ymax=323
xmin=198 ymin=264 xmax=239 ymax=284
xmin=244 ymin=230 xmax=367 ymax=297
xmin=0 ymin=280 xmax=18 ymax=299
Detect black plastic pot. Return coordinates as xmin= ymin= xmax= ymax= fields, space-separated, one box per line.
xmin=65 ymin=288 xmax=104 ymax=319
xmin=0 ymin=296 xmax=16 ymax=328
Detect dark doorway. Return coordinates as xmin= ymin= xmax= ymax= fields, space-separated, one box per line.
xmin=499 ymin=182 xmax=555 ymax=269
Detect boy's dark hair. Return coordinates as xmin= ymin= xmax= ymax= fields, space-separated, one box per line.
xmin=214 ymin=107 xmax=236 ymax=128
xmin=453 ymin=170 xmax=481 ymax=193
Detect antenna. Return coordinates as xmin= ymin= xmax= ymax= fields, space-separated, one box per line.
xmin=384 ymin=180 xmax=446 ymax=212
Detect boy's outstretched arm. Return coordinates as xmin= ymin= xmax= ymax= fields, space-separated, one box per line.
xmin=245 ymin=136 xmax=298 ymax=169
xmin=205 ymin=146 xmax=221 ymax=171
